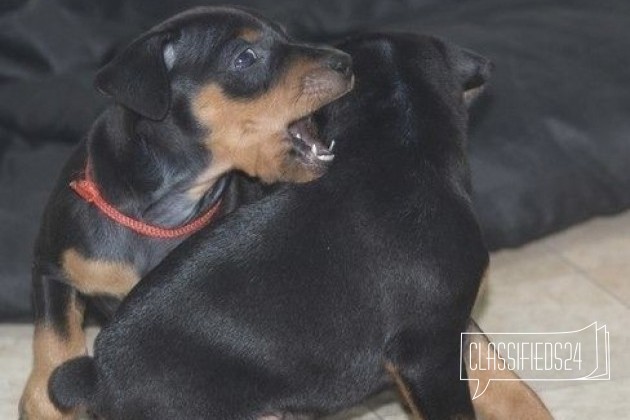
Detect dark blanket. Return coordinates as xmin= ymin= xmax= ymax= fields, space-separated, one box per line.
xmin=1 ymin=0 xmax=629 ymax=321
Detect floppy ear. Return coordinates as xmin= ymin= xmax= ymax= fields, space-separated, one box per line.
xmin=453 ymin=48 xmax=493 ymax=105
xmin=95 ymin=32 xmax=173 ymax=120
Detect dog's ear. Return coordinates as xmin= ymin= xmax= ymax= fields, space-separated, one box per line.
xmin=95 ymin=31 xmax=175 ymax=120
xmin=452 ymin=48 xmax=493 ymax=105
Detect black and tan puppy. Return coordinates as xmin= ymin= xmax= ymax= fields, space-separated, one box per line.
xmin=51 ymin=33 xmax=528 ymax=419
xmin=20 ymin=6 xmax=353 ymax=420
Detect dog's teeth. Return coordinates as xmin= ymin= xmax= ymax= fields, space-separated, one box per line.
xmin=311 ymin=144 xmax=318 ymax=155
xmin=329 ymin=140 xmax=336 ymax=152
xmin=316 ymin=154 xmax=335 ymax=162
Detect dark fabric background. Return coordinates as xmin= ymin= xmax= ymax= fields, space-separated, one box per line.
xmin=1 ymin=0 xmax=629 ymax=321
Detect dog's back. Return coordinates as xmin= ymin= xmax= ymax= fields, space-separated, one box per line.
xmin=51 ymin=33 xmax=491 ymax=420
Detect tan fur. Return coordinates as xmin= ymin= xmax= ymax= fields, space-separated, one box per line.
xmin=192 ymin=57 xmax=352 ymax=187
xmin=20 ymin=298 xmax=85 ymax=420
xmin=21 ymin=250 xmax=139 ymax=419
xmin=187 ymin=159 xmax=233 ymax=201
xmin=384 ymin=330 xmax=552 ymax=420
xmin=239 ymin=27 xmax=262 ymax=43
xmin=384 ymin=361 xmax=425 ymax=420
xmin=469 ymin=268 xmax=552 ymax=419
xmin=62 ymin=249 xmax=139 ymax=298
xmin=466 ymin=332 xmax=553 ymax=420
xmin=385 ymin=361 xmax=476 ymax=420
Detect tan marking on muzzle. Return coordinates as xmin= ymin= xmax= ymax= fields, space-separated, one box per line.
xmin=192 ymin=55 xmax=351 ymax=187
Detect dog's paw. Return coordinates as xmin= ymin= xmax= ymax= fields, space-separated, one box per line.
xmin=19 ymin=374 xmax=77 ymax=420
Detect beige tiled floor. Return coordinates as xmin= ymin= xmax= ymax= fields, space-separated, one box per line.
xmin=2 ymin=210 xmax=629 ymax=419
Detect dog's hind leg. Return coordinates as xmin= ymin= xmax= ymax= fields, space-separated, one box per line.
xmin=19 ymin=272 xmax=86 ymax=420
xmin=385 ymin=329 xmax=475 ymax=420
xmin=464 ymin=321 xmax=553 ymax=420
xmin=385 ymin=322 xmax=552 ymax=420
xmin=384 ymin=362 xmax=424 ymax=420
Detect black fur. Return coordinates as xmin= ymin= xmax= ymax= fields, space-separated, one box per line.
xmin=51 ymin=33 xmax=491 ymax=420
xmin=23 ymin=6 xmax=353 ymax=419
xmin=31 ymin=5 xmax=350 ymax=340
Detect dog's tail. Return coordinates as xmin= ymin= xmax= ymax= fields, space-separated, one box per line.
xmin=49 ymin=356 xmax=97 ymax=410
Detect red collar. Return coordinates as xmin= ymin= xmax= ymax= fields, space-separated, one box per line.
xmin=69 ymin=161 xmax=221 ymax=239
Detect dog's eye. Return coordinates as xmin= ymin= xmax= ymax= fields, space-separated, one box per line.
xmin=234 ymin=48 xmax=258 ymax=69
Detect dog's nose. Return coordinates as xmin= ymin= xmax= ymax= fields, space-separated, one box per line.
xmin=327 ymin=53 xmax=353 ymax=77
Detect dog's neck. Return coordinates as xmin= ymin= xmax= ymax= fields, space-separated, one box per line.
xmin=325 ymin=89 xmax=470 ymax=199
xmin=86 ymin=107 xmax=223 ymax=229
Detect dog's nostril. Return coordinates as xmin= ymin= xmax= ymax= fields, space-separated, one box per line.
xmin=327 ymin=54 xmax=352 ymax=77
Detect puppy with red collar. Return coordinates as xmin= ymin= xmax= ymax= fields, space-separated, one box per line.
xmin=20 ymin=7 xmax=352 ymax=420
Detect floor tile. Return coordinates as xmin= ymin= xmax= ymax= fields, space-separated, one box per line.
xmin=475 ymin=266 xmax=629 ymax=381
xmin=364 ymin=391 xmax=407 ymax=418
xmin=472 ymin=232 xmax=629 ymax=402
xmin=324 ymin=405 xmax=384 ymax=420
xmin=537 ymin=376 xmax=630 ymax=420
xmin=542 ymin=210 xmax=630 ymax=307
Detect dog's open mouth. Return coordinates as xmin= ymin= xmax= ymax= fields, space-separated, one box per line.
xmin=288 ymin=116 xmax=335 ymax=165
